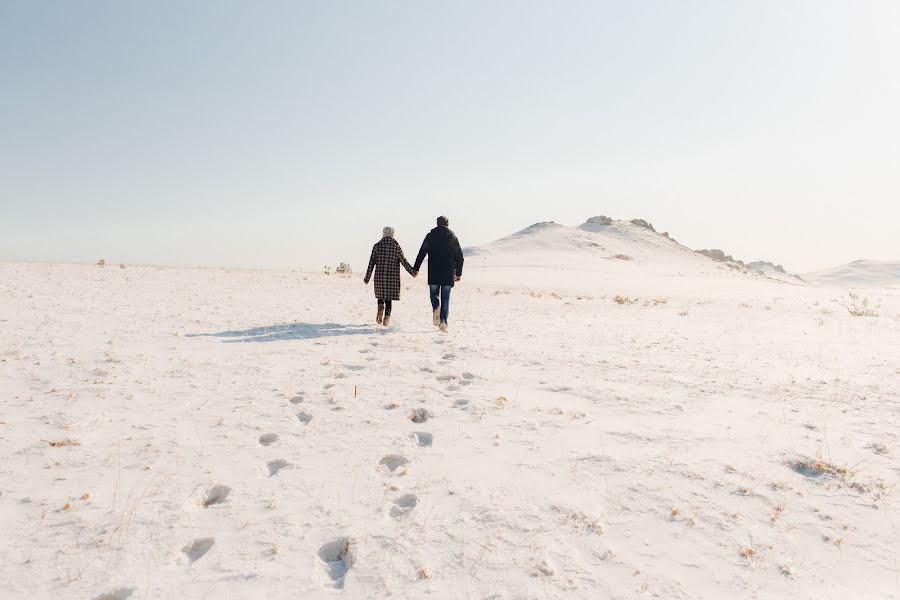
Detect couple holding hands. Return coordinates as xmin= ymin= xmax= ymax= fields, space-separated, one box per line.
xmin=364 ymin=215 xmax=464 ymax=332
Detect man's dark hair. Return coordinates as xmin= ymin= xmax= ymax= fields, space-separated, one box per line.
xmin=437 ymin=215 xmax=449 ymax=227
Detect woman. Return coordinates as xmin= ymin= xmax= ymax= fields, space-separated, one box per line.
xmin=363 ymin=226 xmax=417 ymax=326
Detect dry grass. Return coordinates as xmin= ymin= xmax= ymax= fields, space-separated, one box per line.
xmin=613 ymin=295 xmax=638 ymax=305
xmin=494 ymin=396 xmax=508 ymax=408
xmin=613 ymin=254 xmax=633 ymax=261
xmin=643 ymin=297 xmax=668 ymax=306
xmin=870 ymin=443 xmax=890 ymax=455
xmin=415 ymin=564 xmax=432 ymax=580
xmin=45 ymin=438 xmax=80 ymax=447
xmin=846 ymin=292 xmax=879 ymax=317
xmin=792 ymin=456 xmax=856 ymax=479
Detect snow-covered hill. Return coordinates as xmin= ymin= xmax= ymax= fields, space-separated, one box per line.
xmin=803 ymin=259 xmax=900 ymax=288
xmin=464 ymin=217 xmax=806 ymax=292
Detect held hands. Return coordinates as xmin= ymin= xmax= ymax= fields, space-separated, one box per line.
xmin=455 ymin=275 xmax=461 ymax=282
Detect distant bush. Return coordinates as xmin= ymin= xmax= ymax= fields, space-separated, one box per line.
xmin=96 ymin=258 xmax=105 ymax=268
xmin=846 ymin=292 xmax=879 ymax=317
xmin=323 ymin=265 xmax=332 ymax=275
xmin=612 ymin=295 xmax=637 ymax=305
xmin=336 ymin=262 xmax=352 ymax=275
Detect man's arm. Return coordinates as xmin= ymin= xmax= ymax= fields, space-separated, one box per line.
xmin=363 ymin=247 xmax=377 ymax=283
xmin=452 ymin=235 xmax=464 ymax=279
xmin=413 ymin=236 xmax=429 ymax=272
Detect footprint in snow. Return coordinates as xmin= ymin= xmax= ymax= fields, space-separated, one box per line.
xmin=379 ymin=454 xmax=409 ymax=473
xmin=409 ymin=408 xmax=431 ymax=423
xmin=454 ymin=399 xmax=469 ymax=407
xmin=267 ymin=459 xmax=291 ymax=477
xmin=259 ymin=433 xmax=278 ymax=446
xmin=297 ymin=411 xmax=313 ymax=424
xmin=182 ymin=537 xmax=215 ymax=564
xmin=442 ymin=353 xmax=456 ymax=360
xmin=319 ymin=538 xmax=352 ymax=589
xmin=93 ymin=588 xmax=136 ymax=600
xmin=289 ymin=392 xmax=305 ymax=404
xmin=436 ymin=374 xmax=456 ymax=382
xmin=323 ymin=383 xmax=335 ymax=389
xmin=412 ymin=431 xmax=433 ymax=447
xmin=202 ymin=484 xmax=231 ymax=507
xmin=390 ymin=494 xmax=418 ymax=518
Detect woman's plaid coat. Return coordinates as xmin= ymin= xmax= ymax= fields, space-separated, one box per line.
xmin=364 ymin=237 xmax=416 ymax=301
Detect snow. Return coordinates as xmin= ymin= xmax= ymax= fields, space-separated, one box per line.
xmin=804 ymin=260 xmax=900 ymax=289
xmin=1 ymin=251 xmax=898 ymax=599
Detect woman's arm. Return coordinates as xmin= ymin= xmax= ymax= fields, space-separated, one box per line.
xmin=363 ymin=247 xmax=377 ymax=283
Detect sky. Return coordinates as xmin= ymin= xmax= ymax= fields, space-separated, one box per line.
xmin=1 ymin=1 xmax=898 ymax=273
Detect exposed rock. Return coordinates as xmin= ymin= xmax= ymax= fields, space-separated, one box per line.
xmin=748 ymin=260 xmax=787 ymax=274
xmin=583 ymin=215 xmax=612 ymax=226
xmin=697 ymin=248 xmax=727 ymax=262
xmin=630 ymin=219 xmax=655 ymax=232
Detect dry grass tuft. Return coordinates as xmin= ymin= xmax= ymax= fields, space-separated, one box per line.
xmin=870 ymin=443 xmax=890 ymax=455
xmin=846 ymin=292 xmax=879 ymax=317
xmin=494 ymin=396 xmax=508 ymax=408
xmin=45 ymin=438 xmax=80 ymax=447
xmin=613 ymin=254 xmax=633 ymax=261
xmin=613 ymin=295 xmax=638 ymax=305
xmin=792 ymin=456 xmax=856 ymax=479
xmin=416 ymin=564 xmax=432 ymax=580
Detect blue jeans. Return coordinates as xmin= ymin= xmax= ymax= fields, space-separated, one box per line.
xmin=429 ymin=285 xmax=452 ymax=323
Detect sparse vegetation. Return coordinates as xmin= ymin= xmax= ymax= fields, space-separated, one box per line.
xmin=45 ymin=438 xmax=80 ymax=447
xmin=613 ymin=295 xmax=638 ymax=305
xmin=335 ymin=262 xmax=352 ymax=275
xmin=846 ymin=292 xmax=879 ymax=317
xmin=643 ymin=297 xmax=667 ymax=306
xmin=96 ymin=258 xmax=105 ymax=268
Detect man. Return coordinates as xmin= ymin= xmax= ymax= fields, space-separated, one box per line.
xmin=413 ymin=215 xmax=464 ymax=332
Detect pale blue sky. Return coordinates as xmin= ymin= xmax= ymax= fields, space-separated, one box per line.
xmin=1 ymin=1 xmax=898 ymax=272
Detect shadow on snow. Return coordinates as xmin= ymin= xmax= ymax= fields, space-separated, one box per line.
xmin=186 ymin=322 xmax=386 ymax=343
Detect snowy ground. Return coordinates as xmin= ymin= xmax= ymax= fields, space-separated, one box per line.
xmin=1 ymin=260 xmax=898 ymax=599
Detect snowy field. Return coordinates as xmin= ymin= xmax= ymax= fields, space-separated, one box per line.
xmin=1 ymin=245 xmax=898 ymax=598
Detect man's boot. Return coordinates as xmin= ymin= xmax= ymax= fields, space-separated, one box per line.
xmin=376 ymin=304 xmax=384 ymax=324
xmin=433 ymin=308 xmax=441 ymax=326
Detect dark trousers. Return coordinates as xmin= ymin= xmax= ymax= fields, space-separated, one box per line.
xmin=377 ymin=298 xmax=393 ymax=315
